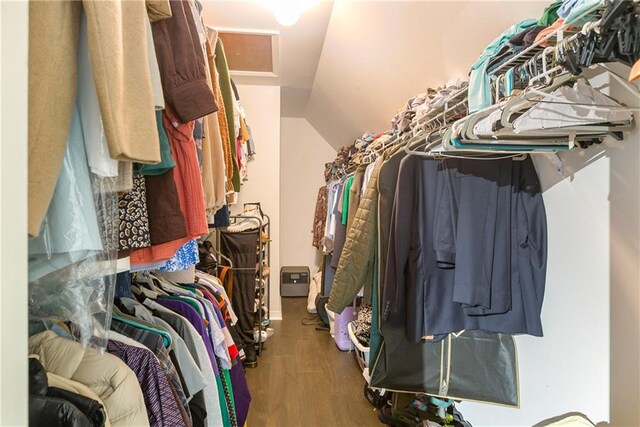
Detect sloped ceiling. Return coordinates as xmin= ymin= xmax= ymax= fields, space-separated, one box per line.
xmin=306 ymin=1 xmax=548 ymax=149
xmin=203 ymin=1 xmax=550 ymax=149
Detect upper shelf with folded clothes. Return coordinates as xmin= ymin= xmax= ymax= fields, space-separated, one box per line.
xmin=391 ymin=0 xmax=640 ymax=161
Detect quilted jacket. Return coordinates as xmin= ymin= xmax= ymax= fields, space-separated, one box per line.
xmin=47 ymin=372 xmax=111 ymax=427
xmin=29 ymin=331 xmax=149 ymax=427
xmin=327 ymin=158 xmax=385 ymax=313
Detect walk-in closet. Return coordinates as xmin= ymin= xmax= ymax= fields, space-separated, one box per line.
xmin=0 ymin=0 xmax=639 ymax=426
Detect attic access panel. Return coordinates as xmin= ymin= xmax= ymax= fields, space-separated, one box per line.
xmin=218 ymin=29 xmax=279 ymax=78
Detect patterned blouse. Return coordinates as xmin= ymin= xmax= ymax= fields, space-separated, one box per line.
xmin=312 ymin=186 xmax=328 ymax=249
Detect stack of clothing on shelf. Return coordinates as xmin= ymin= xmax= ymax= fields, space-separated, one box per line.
xmin=390 ymin=81 xmax=468 ymax=136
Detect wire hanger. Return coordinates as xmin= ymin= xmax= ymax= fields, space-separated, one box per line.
xmin=214 ymin=247 xmax=234 ymax=269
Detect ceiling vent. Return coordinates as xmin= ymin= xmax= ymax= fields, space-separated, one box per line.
xmin=218 ymin=30 xmax=279 ymax=78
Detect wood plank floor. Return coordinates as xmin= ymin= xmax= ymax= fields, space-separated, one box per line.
xmin=244 ymin=298 xmax=381 ymax=427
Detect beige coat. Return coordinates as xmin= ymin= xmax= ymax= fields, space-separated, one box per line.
xmin=195 ymin=19 xmax=227 ymax=214
xmin=203 ymin=37 xmax=228 ymax=213
xmin=29 ymin=331 xmax=149 ymax=427
xmin=146 ymin=0 xmax=172 ymax=22
xmin=28 ymin=0 xmax=169 ymax=236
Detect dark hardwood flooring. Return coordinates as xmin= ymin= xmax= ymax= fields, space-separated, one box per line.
xmin=244 ymin=297 xmax=381 ymax=427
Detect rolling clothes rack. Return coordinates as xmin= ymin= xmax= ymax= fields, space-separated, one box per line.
xmin=217 ymin=206 xmax=270 ymax=358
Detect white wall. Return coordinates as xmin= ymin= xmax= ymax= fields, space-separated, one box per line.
xmin=607 ymin=65 xmax=640 ymax=427
xmin=232 ymin=84 xmax=283 ymax=320
xmin=459 ymin=70 xmax=640 ymax=426
xmin=0 ymin=1 xmax=28 ymax=425
xmin=280 ymin=118 xmax=336 ymax=276
xmin=460 ymin=149 xmax=611 ymax=425
xmin=307 ymin=1 xmax=547 ymax=148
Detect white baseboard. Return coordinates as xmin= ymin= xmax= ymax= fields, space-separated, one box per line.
xmin=269 ymin=309 xmax=283 ymax=320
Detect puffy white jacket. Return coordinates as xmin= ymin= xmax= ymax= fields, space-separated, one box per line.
xmin=46 ymin=371 xmax=112 ymax=427
xmin=29 ymin=331 xmax=149 ymax=427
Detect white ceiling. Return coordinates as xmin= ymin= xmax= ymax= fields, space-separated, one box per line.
xmin=203 ymin=1 xmax=550 ymax=149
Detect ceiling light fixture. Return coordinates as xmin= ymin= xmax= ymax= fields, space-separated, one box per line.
xmin=273 ymin=3 xmax=302 ymax=26
xmin=263 ymin=0 xmax=318 ymax=27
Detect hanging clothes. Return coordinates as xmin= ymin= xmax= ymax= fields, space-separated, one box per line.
xmin=77 ymin=12 xmax=118 ymax=179
xmin=115 ymin=161 xmax=134 ymax=193
xmin=219 ymin=231 xmax=260 ymax=351
xmin=29 ymin=331 xmax=150 ymax=427
xmin=149 ymin=300 xmax=224 ymax=427
xmin=328 ymin=157 xmax=385 ymax=312
xmin=377 ymin=148 xmax=408 ymax=299
xmin=383 ymin=155 xmax=547 ymax=340
xmin=322 ymin=180 xmax=342 ymax=253
xmin=151 ymin=0 xmax=217 ymax=123
xmin=29 ymin=357 xmax=110 ymax=427
xmin=188 ymin=21 xmax=228 ymax=213
xmin=121 ymin=275 xmax=248 ymax=427
xmin=361 ymin=161 xmax=377 ymax=198
xmin=118 ymin=175 xmax=152 ymax=252
xmin=28 ymin=106 xmax=103 ymax=283
xmin=28 ymin=0 xmax=167 ymax=237
xmin=215 ymin=38 xmax=242 ymax=192
xmin=340 ymin=177 xmax=354 ymax=226
xmin=131 ymin=107 xmax=208 ymax=266
xmin=207 ymin=30 xmax=235 ymax=195
xmin=346 ymin=165 xmax=367 ymax=230
xmin=106 ymin=340 xmax=186 ymax=427
xmin=156 ymin=297 xmax=236 ymax=427
xmin=144 ymin=169 xmax=189 ymax=246
xmin=162 ymin=107 xmax=209 ymax=236
xmin=136 ymin=111 xmax=177 ymax=177
xmin=193 ymin=119 xmax=205 ymax=170
xmin=330 ymin=182 xmax=347 ymax=270
xmin=145 ymin=14 xmax=166 ymax=111
xmin=468 ymin=18 xmax=539 ymax=113
xmin=311 ymin=186 xmax=329 ymax=249
xmin=159 ymin=240 xmax=200 ymax=272
xmin=28 ymin=2 xmax=260 ymax=426
xmin=110 ymin=317 xmax=192 ymax=421
xmin=117 ymin=297 xmax=208 ymax=400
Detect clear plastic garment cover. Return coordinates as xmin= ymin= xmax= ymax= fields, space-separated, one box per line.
xmin=28 ymin=107 xmax=118 ymax=351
